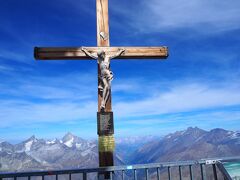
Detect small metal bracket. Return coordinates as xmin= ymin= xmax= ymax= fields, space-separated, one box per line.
xmin=100 ymin=32 xmax=109 ymax=41
xmin=205 ymin=160 xmax=218 ymax=165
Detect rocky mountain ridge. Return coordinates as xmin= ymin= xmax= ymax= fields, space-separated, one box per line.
xmin=130 ymin=127 xmax=240 ymax=164
xmin=1 ymin=127 xmax=239 ymax=172
xmin=0 ymin=132 xmax=98 ymax=171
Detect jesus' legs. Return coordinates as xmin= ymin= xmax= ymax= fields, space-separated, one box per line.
xmin=101 ymin=78 xmax=110 ymax=110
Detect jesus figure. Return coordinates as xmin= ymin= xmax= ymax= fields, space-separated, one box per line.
xmin=81 ymin=47 xmax=125 ymax=111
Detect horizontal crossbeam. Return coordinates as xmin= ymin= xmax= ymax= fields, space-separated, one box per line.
xmin=34 ymin=47 xmax=168 ymax=60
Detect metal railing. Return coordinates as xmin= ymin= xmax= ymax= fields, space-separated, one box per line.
xmin=0 ymin=156 xmax=239 ymax=180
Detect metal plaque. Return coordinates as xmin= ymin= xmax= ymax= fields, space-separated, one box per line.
xmin=97 ymin=112 xmax=114 ymax=135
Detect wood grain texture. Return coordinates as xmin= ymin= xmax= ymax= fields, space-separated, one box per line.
xmin=98 ymin=151 xmax=113 ymax=179
xmin=96 ymin=0 xmax=110 ymax=46
xmin=96 ymin=0 xmax=111 ymax=113
xmin=34 ymin=47 xmax=168 ymax=60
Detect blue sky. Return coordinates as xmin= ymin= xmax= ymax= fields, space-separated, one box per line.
xmin=0 ymin=0 xmax=240 ymax=142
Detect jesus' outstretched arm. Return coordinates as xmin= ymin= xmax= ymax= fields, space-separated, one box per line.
xmin=81 ymin=47 xmax=98 ymax=59
xmin=110 ymin=48 xmax=125 ymax=59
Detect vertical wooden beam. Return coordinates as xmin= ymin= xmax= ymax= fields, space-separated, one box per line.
xmin=97 ymin=0 xmax=110 ymax=47
xmin=96 ymin=0 xmax=114 ymax=178
xmin=96 ymin=0 xmax=111 ymax=112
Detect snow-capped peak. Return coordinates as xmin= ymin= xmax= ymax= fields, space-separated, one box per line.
xmin=64 ymin=137 xmax=74 ymax=148
xmin=230 ymin=131 xmax=240 ymax=139
xmin=62 ymin=132 xmax=76 ymax=148
xmin=62 ymin=132 xmax=75 ymax=141
xmin=25 ymin=140 xmax=33 ymax=152
xmin=24 ymin=135 xmax=37 ymax=152
xmin=60 ymin=132 xmax=94 ymax=150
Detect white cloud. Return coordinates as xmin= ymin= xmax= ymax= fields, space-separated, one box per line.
xmin=112 ymin=0 xmax=240 ymax=33
xmin=0 ymin=100 xmax=97 ymax=128
xmin=0 ymin=68 xmax=239 ymax=129
xmin=112 ymin=78 xmax=143 ymax=93
xmin=0 ymin=71 xmax=98 ymax=127
xmin=114 ymin=82 xmax=240 ymax=117
xmin=0 ymin=71 xmax=97 ymax=100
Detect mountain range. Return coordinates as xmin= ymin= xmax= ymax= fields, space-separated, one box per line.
xmin=0 ymin=127 xmax=240 ymax=172
xmin=131 ymin=127 xmax=240 ymax=164
xmin=0 ymin=132 xmax=99 ymax=171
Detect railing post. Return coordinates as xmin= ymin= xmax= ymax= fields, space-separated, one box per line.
xmin=200 ymin=164 xmax=206 ymax=180
xmin=179 ymin=166 xmax=182 ymax=180
xmin=157 ymin=167 xmax=161 ymax=180
xmin=212 ymin=164 xmax=218 ymax=180
xmin=189 ymin=165 xmax=194 ymax=180
xmin=145 ymin=168 xmax=149 ymax=180
xmin=83 ymin=172 xmax=87 ymax=180
xmin=121 ymin=170 xmax=125 ymax=180
xmin=134 ymin=169 xmax=137 ymax=180
xmin=109 ymin=171 xmax=113 ymax=180
xmin=168 ymin=167 xmax=171 ymax=180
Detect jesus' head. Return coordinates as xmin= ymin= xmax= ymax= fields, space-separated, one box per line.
xmin=97 ymin=50 xmax=105 ymax=59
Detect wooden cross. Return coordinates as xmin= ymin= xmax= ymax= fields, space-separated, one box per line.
xmin=34 ymin=0 xmax=168 ymax=175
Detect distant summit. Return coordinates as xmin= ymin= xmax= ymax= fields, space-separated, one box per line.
xmin=164 ymin=126 xmax=206 ymax=139
xmin=62 ymin=132 xmax=75 ymax=142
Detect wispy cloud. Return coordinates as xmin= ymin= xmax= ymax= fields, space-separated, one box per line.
xmin=111 ymin=0 xmax=240 ymax=34
xmin=114 ymin=81 xmax=240 ymax=117
xmin=0 ymin=71 xmax=97 ymax=100
xmin=0 ymin=99 xmax=96 ymax=128
xmin=1 ymin=70 xmax=239 ymax=129
xmin=115 ymin=108 xmax=240 ymax=137
xmin=0 ymin=65 xmax=14 ymax=72
xmin=0 ymin=50 xmax=30 ymax=64
xmin=0 ymin=70 xmax=100 ymax=128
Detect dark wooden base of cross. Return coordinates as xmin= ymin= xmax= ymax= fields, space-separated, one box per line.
xmin=99 ymin=152 xmax=113 ymax=166
xmin=34 ymin=0 xmax=168 ymax=179
xmin=99 ymin=152 xmax=113 ymax=179
xmin=97 ymin=108 xmax=114 ymax=179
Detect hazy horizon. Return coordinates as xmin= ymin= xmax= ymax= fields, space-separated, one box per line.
xmin=1 ymin=126 xmax=239 ymax=144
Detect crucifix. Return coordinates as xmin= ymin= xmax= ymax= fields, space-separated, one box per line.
xmin=34 ymin=0 xmax=168 ymax=178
